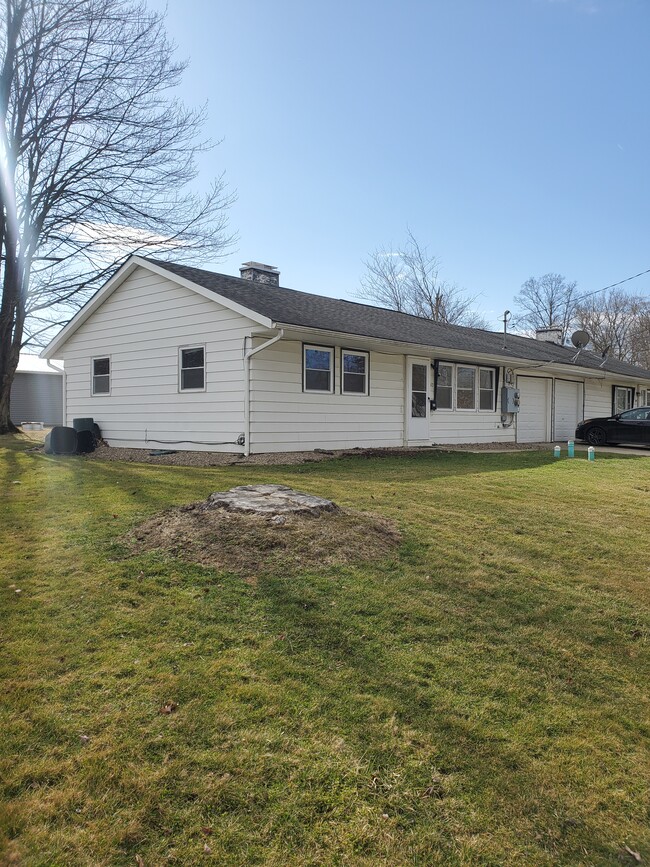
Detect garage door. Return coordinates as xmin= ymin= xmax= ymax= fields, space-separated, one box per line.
xmin=554 ymin=380 xmax=583 ymax=441
xmin=517 ymin=377 xmax=550 ymax=443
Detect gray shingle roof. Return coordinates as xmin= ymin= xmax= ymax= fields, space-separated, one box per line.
xmin=148 ymin=258 xmax=650 ymax=381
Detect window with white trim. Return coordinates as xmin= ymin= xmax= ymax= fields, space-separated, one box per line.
xmin=479 ymin=367 xmax=496 ymax=411
xmin=180 ymin=346 xmax=205 ymax=391
xmin=92 ymin=357 xmax=110 ymax=395
xmin=436 ymin=363 xmax=453 ymax=409
xmin=304 ymin=345 xmax=334 ymax=393
xmin=456 ymin=366 xmax=476 ymax=410
xmin=341 ymin=349 xmax=369 ymax=395
xmin=613 ymin=385 xmax=633 ymax=414
xmin=434 ymin=362 xmax=497 ymax=411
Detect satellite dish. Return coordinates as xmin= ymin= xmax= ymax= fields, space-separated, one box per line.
xmin=571 ymin=330 xmax=590 ymax=349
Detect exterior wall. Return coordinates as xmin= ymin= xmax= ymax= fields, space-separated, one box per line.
xmin=249 ymin=339 xmax=404 ymax=452
xmin=60 ymin=267 xmax=256 ymax=451
xmin=584 ymin=378 xmax=613 ymax=418
xmin=10 ymin=372 xmax=63 ymax=425
xmin=429 ymin=366 xmax=515 ymax=445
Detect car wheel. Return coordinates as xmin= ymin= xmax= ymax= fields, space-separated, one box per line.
xmin=586 ymin=426 xmax=607 ymax=446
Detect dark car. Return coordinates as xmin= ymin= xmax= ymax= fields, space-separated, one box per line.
xmin=575 ymin=406 xmax=650 ymax=446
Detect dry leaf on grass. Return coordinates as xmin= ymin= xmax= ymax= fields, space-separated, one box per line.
xmin=158 ymin=701 xmax=177 ymax=714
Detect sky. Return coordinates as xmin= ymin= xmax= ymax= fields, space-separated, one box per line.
xmin=146 ymin=0 xmax=650 ymax=329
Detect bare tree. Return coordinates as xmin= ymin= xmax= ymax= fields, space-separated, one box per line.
xmin=359 ymin=231 xmax=487 ymax=328
xmin=576 ymin=289 xmax=650 ymax=368
xmin=0 ymin=0 xmax=233 ymax=433
xmin=512 ymin=273 xmax=579 ymax=343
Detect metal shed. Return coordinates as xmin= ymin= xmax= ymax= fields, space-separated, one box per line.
xmin=10 ymin=355 xmax=64 ymax=426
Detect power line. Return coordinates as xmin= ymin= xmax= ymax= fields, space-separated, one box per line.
xmin=573 ymin=267 xmax=650 ymax=304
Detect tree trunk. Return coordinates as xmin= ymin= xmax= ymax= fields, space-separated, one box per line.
xmin=0 ymin=371 xmax=19 ymax=433
xmin=0 ymin=250 xmax=23 ymax=435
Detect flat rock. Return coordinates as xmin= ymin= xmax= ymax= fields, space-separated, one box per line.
xmin=206 ymin=484 xmax=338 ymax=516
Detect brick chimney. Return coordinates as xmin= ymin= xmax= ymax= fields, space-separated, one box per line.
xmin=239 ymin=261 xmax=280 ymax=286
xmin=535 ymin=326 xmax=563 ymax=345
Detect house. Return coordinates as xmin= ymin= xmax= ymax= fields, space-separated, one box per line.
xmin=40 ymin=256 xmax=650 ymax=454
xmin=10 ymin=355 xmax=64 ymax=426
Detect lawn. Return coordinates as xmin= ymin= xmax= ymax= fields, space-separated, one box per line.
xmin=1 ymin=435 xmax=649 ymax=866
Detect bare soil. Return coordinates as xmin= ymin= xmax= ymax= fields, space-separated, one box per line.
xmin=127 ymin=502 xmax=401 ymax=575
xmin=84 ymin=441 xmax=550 ymax=467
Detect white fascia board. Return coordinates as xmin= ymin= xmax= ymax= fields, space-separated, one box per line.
xmin=41 ymin=256 xmax=273 ymax=358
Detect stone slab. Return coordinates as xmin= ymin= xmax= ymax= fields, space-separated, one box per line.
xmin=206 ymin=484 xmax=338 ymax=515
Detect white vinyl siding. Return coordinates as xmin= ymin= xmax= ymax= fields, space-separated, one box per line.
xmin=60 ymin=267 xmax=257 ymax=451
xmin=584 ymin=379 xmax=613 ymax=419
xmin=250 ymin=340 xmax=404 ymax=452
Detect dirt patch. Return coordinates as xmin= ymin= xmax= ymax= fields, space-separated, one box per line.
xmin=82 ymin=441 xmax=553 ymax=467
xmin=127 ymin=502 xmax=401 ymax=575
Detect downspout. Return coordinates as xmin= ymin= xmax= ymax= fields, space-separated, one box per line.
xmin=243 ymin=329 xmax=284 ymax=457
xmin=46 ymin=360 xmax=65 ymax=426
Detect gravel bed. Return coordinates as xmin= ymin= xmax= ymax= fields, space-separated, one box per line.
xmin=80 ymin=441 xmax=552 ymax=467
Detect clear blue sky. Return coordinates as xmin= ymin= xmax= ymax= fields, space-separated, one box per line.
xmin=148 ymin=0 xmax=649 ymax=328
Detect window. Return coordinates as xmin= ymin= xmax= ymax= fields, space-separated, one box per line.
xmin=342 ymin=349 xmax=369 ymax=395
xmin=304 ymin=345 xmax=334 ymax=393
xmin=479 ymin=368 xmax=496 ymax=411
xmin=180 ymin=346 xmax=205 ymax=391
xmin=436 ymin=363 xmax=453 ymax=409
xmin=640 ymin=388 xmax=649 ymax=407
xmin=411 ymin=363 xmax=428 ymax=418
xmin=456 ymin=366 xmax=476 ymax=410
xmin=92 ymin=357 xmax=110 ymax=394
xmin=613 ymin=385 xmax=633 ymax=414
xmin=433 ymin=361 xmax=498 ymax=412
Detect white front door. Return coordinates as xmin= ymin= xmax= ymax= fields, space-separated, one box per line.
xmin=408 ymin=358 xmax=430 ymax=441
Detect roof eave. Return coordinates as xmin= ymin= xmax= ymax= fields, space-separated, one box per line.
xmin=271 ymin=322 xmax=650 ymax=382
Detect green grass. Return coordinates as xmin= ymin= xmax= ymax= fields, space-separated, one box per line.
xmin=1 ymin=435 xmax=649 ymax=866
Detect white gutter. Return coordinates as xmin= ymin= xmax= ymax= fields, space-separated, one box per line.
xmin=243 ymin=329 xmax=284 ymax=456
xmin=46 ymin=360 xmax=66 ymax=425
